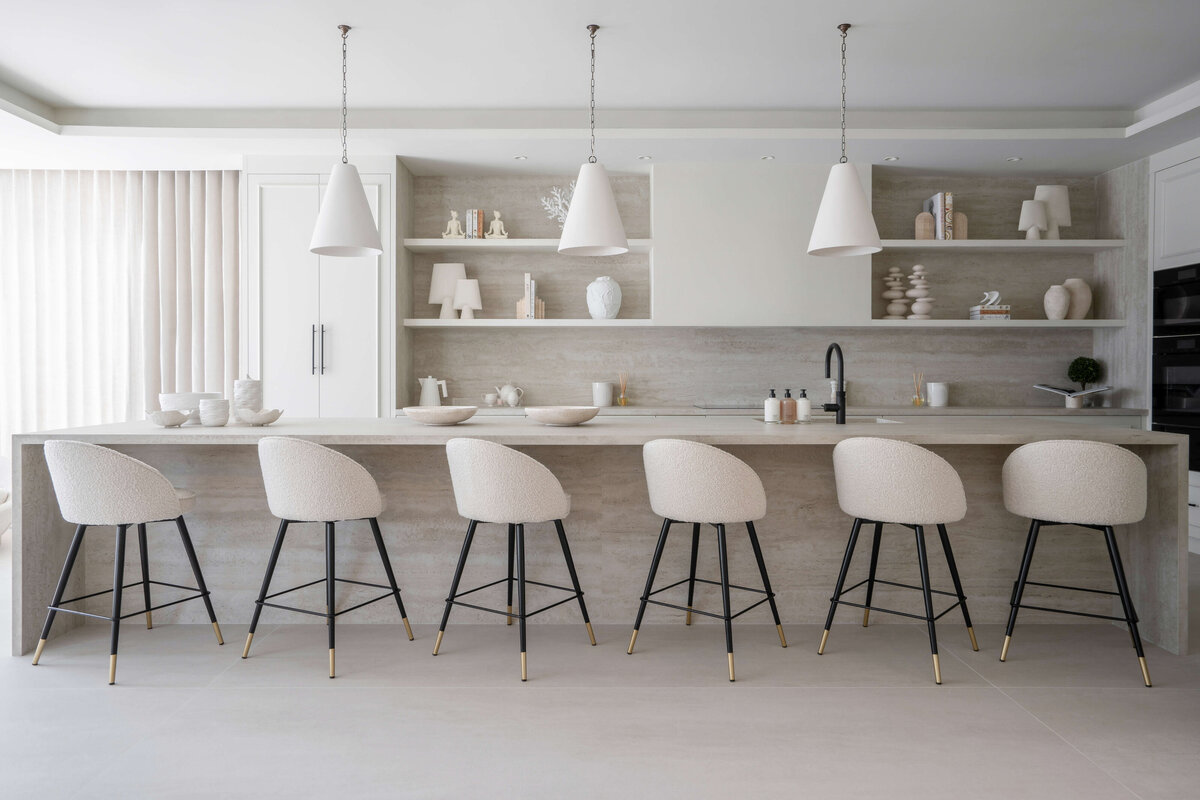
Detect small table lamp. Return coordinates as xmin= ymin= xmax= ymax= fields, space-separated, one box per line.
xmin=1018 ymin=200 xmax=1048 ymax=240
xmin=429 ymin=263 xmax=466 ymax=319
xmin=1033 ymin=185 xmax=1071 ymax=239
xmin=453 ymin=278 xmax=483 ymax=320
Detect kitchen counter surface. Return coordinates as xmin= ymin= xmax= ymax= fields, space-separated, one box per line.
xmin=464 ymin=405 xmax=1148 ymax=418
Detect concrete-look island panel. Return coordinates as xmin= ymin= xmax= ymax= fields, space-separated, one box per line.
xmin=11 ymin=417 xmax=1188 ymax=655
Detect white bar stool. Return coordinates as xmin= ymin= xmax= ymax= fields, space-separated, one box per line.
xmin=438 ymin=438 xmax=595 ymax=682
xmin=242 ymin=437 xmax=413 ymax=678
xmin=630 ymin=439 xmax=786 ymax=682
xmin=1001 ymin=440 xmax=1152 ymax=686
xmin=36 ymin=441 xmax=223 ymax=684
xmin=823 ymin=437 xmax=977 ymax=684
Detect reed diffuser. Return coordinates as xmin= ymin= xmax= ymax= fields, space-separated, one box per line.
xmin=912 ymin=372 xmax=925 ymax=407
xmin=617 ymin=372 xmax=629 ymax=406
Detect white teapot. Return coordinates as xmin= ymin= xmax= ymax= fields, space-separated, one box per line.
xmin=418 ymin=376 xmax=448 ymax=407
xmin=495 ymin=382 xmax=524 ymax=407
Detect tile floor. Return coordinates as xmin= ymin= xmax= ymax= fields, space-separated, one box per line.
xmin=1 ymin=536 xmax=1197 ymax=800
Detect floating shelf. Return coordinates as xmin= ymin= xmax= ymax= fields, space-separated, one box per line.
xmin=404 ymin=318 xmax=655 ymax=328
xmin=403 ymin=238 xmax=653 ymax=254
xmin=868 ymin=319 xmax=1125 ymax=328
xmin=879 ymin=239 xmax=1124 ymax=254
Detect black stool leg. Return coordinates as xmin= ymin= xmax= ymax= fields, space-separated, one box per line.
xmin=915 ymin=525 xmax=941 ymax=684
xmin=819 ymin=517 xmax=863 ymax=655
xmin=746 ymin=521 xmax=786 ymax=648
xmin=716 ymin=523 xmax=735 ymax=681
xmin=368 ymin=517 xmax=413 ymax=641
xmin=1001 ymin=519 xmax=1041 ymax=662
xmin=516 ymin=523 xmax=528 ymax=681
xmin=506 ymin=523 xmax=515 ymax=626
xmin=937 ymin=523 xmax=978 ymax=651
xmin=1103 ymin=526 xmax=1151 ymax=687
xmin=243 ymin=519 xmax=288 ymax=658
xmin=109 ymin=525 xmax=128 ymax=685
xmin=32 ymin=524 xmax=87 ymax=665
xmin=629 ymin=518 xmax=673 ymax=654
xmin=175 ymin=516 xmax=222 ymax=645
xmin=685 ymin=523 xmax=700 ymax=625
xmin=433 ymin=520 xmax=477 ymax=656
xmin=554 ymin=519 xmax=596 ymax=646
xmin=137 ymin=523 xmax=152 ymax=630
xmin=326 ymin=521 xmax=336 ymax=678
xmin=862 ymin=522 xmax=883 ymax=626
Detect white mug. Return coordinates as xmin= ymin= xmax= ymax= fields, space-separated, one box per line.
xmin=927 ymin=382 xmax=949 ymax=407
xmin=483 ymin=392 xmax=499 ymax=407
xmin=592 ymin=381 xmax=614 ymax=407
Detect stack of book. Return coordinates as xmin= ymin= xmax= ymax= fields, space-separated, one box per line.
xmin=464 ymin=210 xmax=486 ymax=239
xmin=516 ymin=272 xmax=545 ymax=319
xmin=969 ymin=304 xmax=1011 ymax=320
xmin=922 ymin=192 xmax=955 ymax=239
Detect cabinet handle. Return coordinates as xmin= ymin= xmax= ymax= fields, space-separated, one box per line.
xmin=311 ymin=325 xmax=317 ymax=375
xmin=320 ymin=325 xmax=326 ymax=374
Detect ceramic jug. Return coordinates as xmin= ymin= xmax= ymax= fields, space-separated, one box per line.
xmin=418 ymin=376 xmax=448 ymax=407
xmin=496 ymin=382 xmax=524 ymax=407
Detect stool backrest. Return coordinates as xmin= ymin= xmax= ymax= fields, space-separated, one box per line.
xmin=832 ymin=437 xmax=967 ymax=525
xmin=45 ymin=440 xmax=181 ymax=525
xmin=257 ymin=437 xmax=382 ymax=522
xmin=445 ymin=438 xmax=569 ymax=524
xmin=642 ymin=439 xmax=767 ymax=524
xmin=1002 ymin=440 xmax=1146 ymax=525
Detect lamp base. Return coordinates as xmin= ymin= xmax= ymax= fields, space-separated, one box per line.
xmin=1045 ymin=224 xmax=1061 ymax=240
xmin=1024 ymin=228 xmax=1042 ymax=240
xmin=438 ymin=300 xmax=456 ymax=319
xmin=459 ymin=307 xmax=476 ymax=320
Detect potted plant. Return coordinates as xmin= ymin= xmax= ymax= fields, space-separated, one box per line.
xmin=1066 ymin=356 xmax=1102 ymax=408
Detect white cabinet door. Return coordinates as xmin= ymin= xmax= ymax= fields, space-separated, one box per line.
xmin=650 ymin=163 xmax=872 ymax=325
xmin=1154 ymin=156 xmax=1200 ymax=270
xmin=254 ymin=176 xmax=321 ymax=416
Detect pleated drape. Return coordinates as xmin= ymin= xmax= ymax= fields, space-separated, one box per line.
xmin=0 ymin=170 xmax=239 ymax=461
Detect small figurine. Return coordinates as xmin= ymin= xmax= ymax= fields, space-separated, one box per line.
xmin=442 ymin=210 xmax=465 ymax=239
xmin=484 ymin=210 xmax=509 ymax=239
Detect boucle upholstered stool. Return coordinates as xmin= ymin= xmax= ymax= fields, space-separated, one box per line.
xmin=821 ymin=437 xmax=977 ymax=685
xmin=242 ymin=437 xmax=413 ymax=678
xmin=36 ymin=441 xmax=223 ymax=684
xmin=438 ymin=438 xmax=595 ymax=681
xmin=1000 ymin=440 xmax=1152 ymax=687
xmin=629 ymin=439 xmax=786 ymax=682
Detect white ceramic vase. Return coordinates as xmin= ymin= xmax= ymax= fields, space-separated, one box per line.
xmin=1043 ymin=285 xmax=1070 ymax=320
xmin=586 ymin=276 xmax=622 ymax=320
xmin=234 ymin=378 xmax=263 ymax=413
xmin=198 ymin=399 xmax=230 ymax=427
xmin=1063 ymin=278 xmax=1093 ymax=320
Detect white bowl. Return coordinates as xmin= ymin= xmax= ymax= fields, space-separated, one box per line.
xmin=146 ymin=409 xmax=188 ymax=428
xmin=524 ymin=406 xmax=600 ymax=426
xmin=403 ymin=406 xmax=478 ymax=426
xmin=159 ymin=392 xmax=221 ymax=424
xmin=237 ymin=408 xmax=284 ymax=426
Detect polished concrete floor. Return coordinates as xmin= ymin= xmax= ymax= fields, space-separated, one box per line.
xmin=1 ymin=535 xmax=1198 ymax=799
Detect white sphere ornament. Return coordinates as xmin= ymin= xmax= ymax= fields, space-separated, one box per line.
xmin=586 ymin=276 xmax=623 ymax=320
xmin=1044 ymin=285 xmax=1070 ymax=320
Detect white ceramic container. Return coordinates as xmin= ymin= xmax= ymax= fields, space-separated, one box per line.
xmin=524 ymin=406 xmax=600 ymax=426
xmin=159 ymin=392 xmax=221 ymax=424
xmin=586 ymin=276 xmax=622 ymax=320
xmin=403 ymin=406 xmax=477 ymax=426
xmin=1063 ymin=278 xmax=1093 ymax=319
xmin=1043 ymin=285 xmax=1070 ymax=320
xmin=199 ymin=398 xmax=230 ymax=427
xmin=927 ymin=382 xmax=949 ymax=407
xmin=592 ymin=381 xmax=614 ymax=407
xmin=233 ymin=378 xmax=264 ymax=412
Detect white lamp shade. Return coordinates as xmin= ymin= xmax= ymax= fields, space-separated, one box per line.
xmin=452 ymin=278 xmax=482 ymax=311
xmin=558 ymin=162 xmax=628 ymax=256
xmin=807 ymin=162 xmax=882 ymax=257
xmin=310 ymin=162 xmax=383 ymax=257
xmin=1018 ymin=200 xmax=1048 ymax=232
xmin=428 ymin=263 xmax=467 ymax=304
xmin=1033 ymin=185 xmax=1071 ymax=227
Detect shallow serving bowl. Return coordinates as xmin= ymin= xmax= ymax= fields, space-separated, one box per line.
xmin=525 ymin=406 xmax=600 ymax=426
xmin=402 ymin=406 xmax=478 ymax=426
xmin=237 ymin=408 xmax=284 ymax=426
xmin=146 ymin=409 xmax=188 ymax=428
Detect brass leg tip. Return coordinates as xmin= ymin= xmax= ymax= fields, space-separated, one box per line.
xmin=241 ymin=632 xmax=254 ymax=659
xmin=728 ymin=653 xmax=735 ymax=682
xmin=402 ymin=618 xmax=414 ymax=641
xmin=777 ymin=624 xmax=788 ymax=648
xmin=933 ymin=653 xmax=942 ymax=685
xmin=862 ymin=609 xmax=870 ymax=627
xmin=212 ymin=621 xmax=224 ymax=645
xmin=432 ymin=630 xmax=444 ymax=656
xmin=627 ymin=629 xmax=639 ymax=655
xmin=521 ymin=651 xmax=527 ymax=682
xmin=585 ymin=622 xmax=596 ymax=646
xmin=818 ymin=629 xmax=829 ymax=655
xmin=968 ymin=626 xmax=979 ymax=652
xmin=506 ymin=605 xmax=513 ymax=626
xmin=32 ymin=639 xmax=46 ymax=666
xmin=108 ymin=654 xmax=117 ymax=685
xmin=685 ymin=607 xmax=692 ymax=626
xmin=1139 ymin=656 xmax=1152 ymax=687
xmin=1000 ymin=635 xmax=1011 ymax=662
xmin=329 ymin=648 xmax=335 ymax=679
xmin=146 ymin=611 xmax=153 ymax=630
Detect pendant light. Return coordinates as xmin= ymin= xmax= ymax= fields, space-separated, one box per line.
xmin=807 ymin=23 xmax=882 ymax=258
xmin=558 ymin=24 xmax=629 ymax=257
xmin=310 ymin=24 xmax=383 ymax=257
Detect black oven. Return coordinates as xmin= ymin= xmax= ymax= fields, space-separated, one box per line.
xmin=1154 ymin=264 xmax=1200 ymax=337
xmin=1152 ymin=264 xmax=1200 ymax=470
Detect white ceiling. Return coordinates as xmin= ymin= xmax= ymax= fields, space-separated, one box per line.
xmin=1 ymin=0 xmax=1199 ymax=173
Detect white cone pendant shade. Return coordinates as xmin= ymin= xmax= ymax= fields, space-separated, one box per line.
xmin=310 ymin=162 xmax=383 ymax=257
xmin=558 ymin=162 xmax=628 ymax=256
xmin=807 ymin=162 xmax=882 ymax=257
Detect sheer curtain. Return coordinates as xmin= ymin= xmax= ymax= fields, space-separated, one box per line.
xmin=0 ymin=170 xmax=239 ymax=460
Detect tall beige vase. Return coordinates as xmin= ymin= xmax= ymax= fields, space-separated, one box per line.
xmin=1043 ymin=285 xmax=1070 ymax=320
xmin=1063 ymin=278 xmax=1093 ymax=319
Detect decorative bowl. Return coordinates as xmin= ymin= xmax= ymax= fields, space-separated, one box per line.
xmin=402 ymin=406 xmax=477 ymax=426
xmin=147 ymin=409 xmax=188 ymax=428
xmin=159 ymin=392 xmax=221 ymax=424
xmin=237 ymin=408 xmax=284 ymax=427
xmin=524 ymin=406 xmax=600 ymax=426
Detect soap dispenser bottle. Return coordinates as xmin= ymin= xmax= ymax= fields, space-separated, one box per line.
xmin=781 ymin=389 xmax=798 ymax=424
xmin=796 ymin=389 xmax=812 ymax=423
xmin=764 ymin=389 xmax=781 ymax=423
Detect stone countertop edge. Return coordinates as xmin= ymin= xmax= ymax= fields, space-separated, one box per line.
xmin=461 ymin=405 xmax=1149 ymax=417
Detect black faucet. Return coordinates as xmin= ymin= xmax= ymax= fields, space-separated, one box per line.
xmin=823 ymin=342 xmax=847 ymax=424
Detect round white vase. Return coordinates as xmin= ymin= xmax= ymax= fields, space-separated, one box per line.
xmin=1043 ymin=285 xmax=1070 ymax=320
xmin=586 ymin=276 xmax=622 ymax=320
xmin=1063 ymin=278 xmax=1093 ymax=319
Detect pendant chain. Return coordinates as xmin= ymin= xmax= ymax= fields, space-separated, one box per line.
xmin=839 ymin=26 xmax=848 ymax=164
xmin=588 ymin=26 xmax=598 ymax=164
xmin=340 ymin=25 xmax=349 ymax=164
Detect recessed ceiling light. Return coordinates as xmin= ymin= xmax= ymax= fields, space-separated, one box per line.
xmin=761 ymin=155 xmax=776 ymax=161
xmin=1005 ymin=156 xmax=1023 ymax=162
xmin=637 ymin=155 xmax=652 ymax=161
xmin=883 ymin=156 xmax=900 ymax=162
xmin=513 ymin=155 xmax=528 ymax=161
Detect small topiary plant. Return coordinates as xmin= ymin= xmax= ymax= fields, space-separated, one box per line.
xmin=1067 ymin=356 xmax=1102 ymax=391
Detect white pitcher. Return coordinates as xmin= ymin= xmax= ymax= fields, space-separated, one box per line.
xmin=496 ymin=382 xmax=524 ymax=407
xmin=418 ymin=376 xmax=448 ymax=407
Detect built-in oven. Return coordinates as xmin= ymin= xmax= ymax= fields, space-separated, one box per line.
xmin=1154 ymin=263 xmax=1200 ymax=337
xmin=1152 ymin=264 xmax=1200 ymax=470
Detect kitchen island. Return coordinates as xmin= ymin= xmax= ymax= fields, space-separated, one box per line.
xmin=10 ymin=416 xmax=1188 ymax=655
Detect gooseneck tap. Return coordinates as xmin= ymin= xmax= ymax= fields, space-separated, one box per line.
xmin=823 ymin=342 xmax=847 ymax=424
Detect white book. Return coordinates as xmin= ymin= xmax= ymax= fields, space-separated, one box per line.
xmin=524 ymin=273 xmax=533 ymax=319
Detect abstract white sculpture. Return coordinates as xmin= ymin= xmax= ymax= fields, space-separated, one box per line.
xmin=586 ymin=276 xmax=622 ymax=319
xmin=442 ymin=210 xmax=466 ymax=239
xmin=906 ymin=264 xmax=934 ymax=320
xmin=485 ymin=210 xmax=508 ymax=239
xmin=882 ymin=266 xmax=910 ymax=319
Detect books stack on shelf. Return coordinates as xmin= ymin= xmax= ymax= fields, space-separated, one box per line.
xmin=923 ymin=192 xmax=955 ymax=240
xmin=969 ymin=304 xmax=1011 ymax=320
xmin=516 ymin=272 xmax=545 ymax=319
xmin=464 ymin=210 xmax=487 ymax=239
